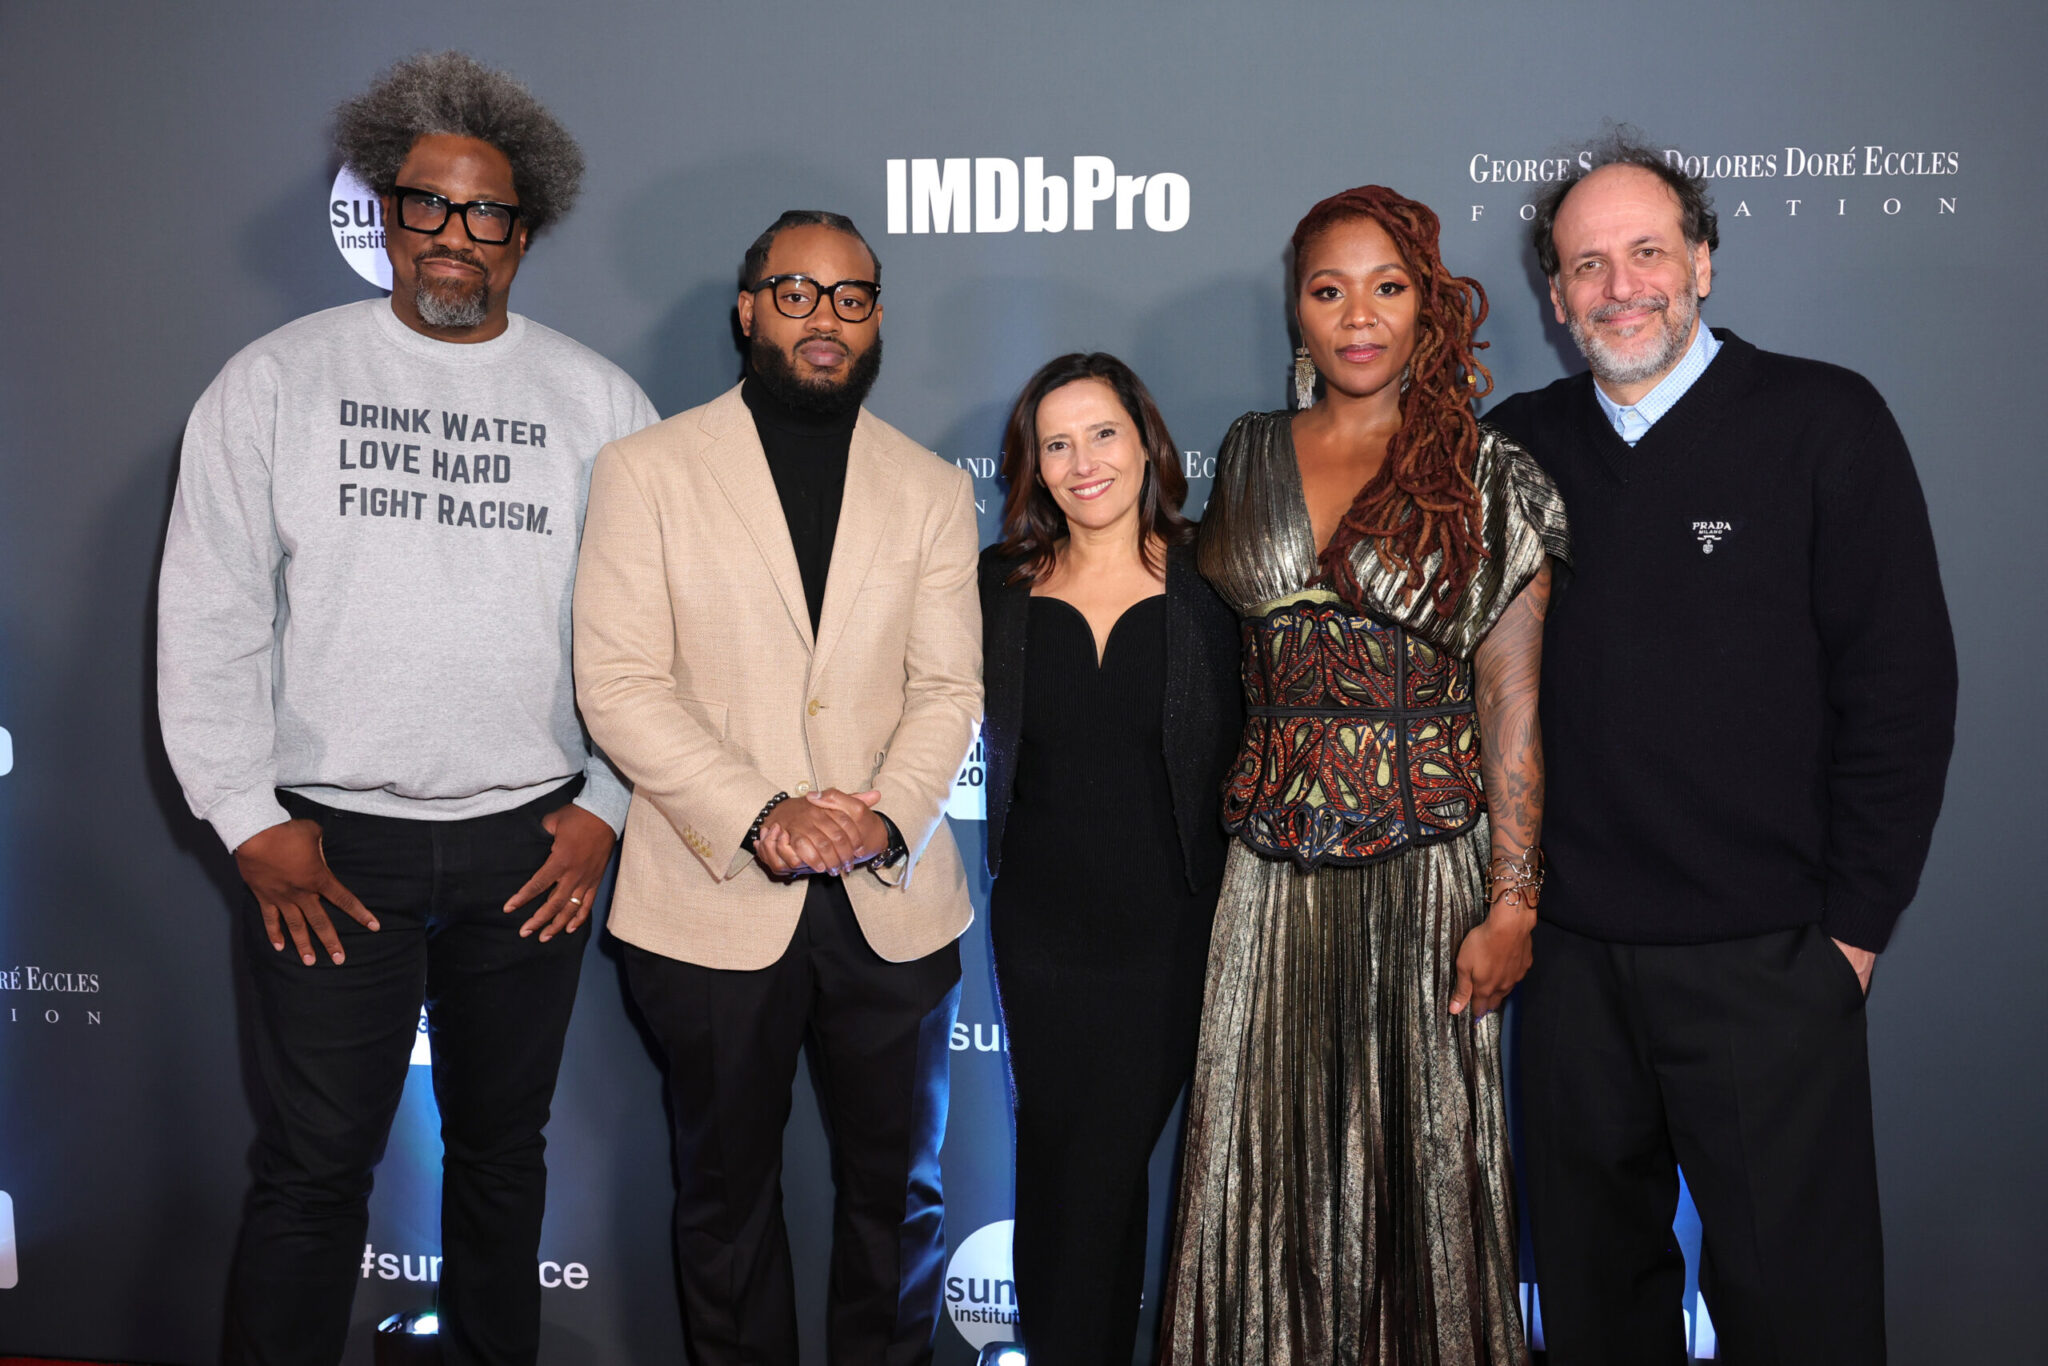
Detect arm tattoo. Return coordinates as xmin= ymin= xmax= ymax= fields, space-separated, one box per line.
xmin=1475 ymin=561 xmax=1552 ymax=879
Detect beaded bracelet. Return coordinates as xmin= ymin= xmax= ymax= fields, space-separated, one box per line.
xmin=743 ymin=792 xmax=792 ymax=852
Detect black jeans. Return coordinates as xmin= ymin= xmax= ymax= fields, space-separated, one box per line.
xmin=225 ymin=782 xmax=588 ymax=1366
xmin=624 ymin=876 xmax=961 ymax=1366
xmin=1517 ymin=920 xmax=1884 ymax=1366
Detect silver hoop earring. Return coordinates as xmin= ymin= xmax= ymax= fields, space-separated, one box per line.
xmin=1294 ymin=346 xmax=1317 ymax=410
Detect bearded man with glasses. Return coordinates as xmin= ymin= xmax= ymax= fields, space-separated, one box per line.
xmin=157 ymin=51 xmax=656 ymax=1366
xmin=1486 ymin=134 xmax=1956 ymax=1365
xmin=573 ymin=210 xmax=981 ymax=1366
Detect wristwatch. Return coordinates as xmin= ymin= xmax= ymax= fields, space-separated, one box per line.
xmin=871 ymin=813 xmax=908 ymax=870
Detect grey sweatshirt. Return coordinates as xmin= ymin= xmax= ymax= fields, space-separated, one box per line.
xmin=159 ymin=299 xmax=659 ymax=851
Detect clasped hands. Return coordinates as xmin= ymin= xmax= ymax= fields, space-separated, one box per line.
xmin=755 ymin=788 xmax=889 ymax=878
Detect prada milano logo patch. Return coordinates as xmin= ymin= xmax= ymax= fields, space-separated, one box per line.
xmin=1693 ymin=519 xmax=1734 ymax=553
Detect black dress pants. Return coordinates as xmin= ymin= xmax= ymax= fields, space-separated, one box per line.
xmin=624 ymin=876 xmax=962 ymax=1366
xmin=1517 ymin=920 xmax=1885 ymax=1366
xmin=227 ymin=782 xmax=588 ymax=1366
xmin=992 ymin=901 xmax=1208 ymax=1366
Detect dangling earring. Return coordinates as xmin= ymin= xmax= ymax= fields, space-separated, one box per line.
xmin=1294 ymin=346 xmax=1317 ymax=410
xmin=1399 ymin=364 xmax=1413 ymax=394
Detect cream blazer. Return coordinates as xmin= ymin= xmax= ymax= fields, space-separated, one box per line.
xmin=574 ymin=384 xmax=982 ymax=970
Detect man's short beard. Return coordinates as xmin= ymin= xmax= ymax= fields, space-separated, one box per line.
xmin=1566 ymin=275 xmax=1700 ymax=389
xmin=749 ymin=334 xmax=884 ymax=418
xmin=414 ymin=273 xmax=491 ymax=330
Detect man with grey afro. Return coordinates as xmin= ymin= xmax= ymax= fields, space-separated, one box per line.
xmin=336 ymin=49 xmax=584 ymax=239
xmin=157 ymin=49 xmax=656 ymax=1366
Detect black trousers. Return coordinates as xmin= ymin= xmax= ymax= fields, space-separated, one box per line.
xmin=226 ymin=782 xmax=588 ymax=1366
xmin=1517 ymin=920 xmax=1884 ymax=1366
xmin=625 ymin=876 xmax=961 ymax=1366
xmin=992 ymin=904 xmax=1208 ymax=1365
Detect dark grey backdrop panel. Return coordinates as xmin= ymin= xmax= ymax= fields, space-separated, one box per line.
xmin=1 ymin=1 xmax=2041 ymax=1362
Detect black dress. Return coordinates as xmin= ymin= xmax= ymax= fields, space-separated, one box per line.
xmin=981 ymin=543 xmax=1241 ymax=1366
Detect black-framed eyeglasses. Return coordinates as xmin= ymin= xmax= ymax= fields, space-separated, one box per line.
xmin=748 ymin=274 xmax=881 ymax=323
xmin=391 ymin=186 xmax=523 ymax=245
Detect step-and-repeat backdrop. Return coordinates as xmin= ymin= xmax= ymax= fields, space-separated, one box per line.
xmin=2 ymin=2 xmax=2040 ymax=1362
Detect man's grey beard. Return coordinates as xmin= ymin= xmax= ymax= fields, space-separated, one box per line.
xmin=1565 ymin=279 xmax=1699 ymax=389
xmin=414 ymin=274 xmax=490 ymax=330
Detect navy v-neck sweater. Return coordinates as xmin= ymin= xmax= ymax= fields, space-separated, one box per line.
xmin=1486 ymin=330 xmax=1956 ymax=952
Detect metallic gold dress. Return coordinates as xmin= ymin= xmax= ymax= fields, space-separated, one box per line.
xmin=1160 ymin=412 xmax=1569 ymax=1366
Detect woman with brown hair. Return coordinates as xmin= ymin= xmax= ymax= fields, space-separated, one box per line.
xmin=1159 ymin=188 xmax=1569 ymax=1365
xmin=979 ymin=352 xmax=1241 ymax=1365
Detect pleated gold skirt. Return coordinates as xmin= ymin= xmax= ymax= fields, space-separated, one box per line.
xmin=1159 ymin=820 xmax=1527 ymax=1365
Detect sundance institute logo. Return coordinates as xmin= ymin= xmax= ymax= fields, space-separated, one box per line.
xmin=331 ymin=166 xmax=392 ymax=290
xmin=945 ymin=1219 xmax=1019 ymax=1349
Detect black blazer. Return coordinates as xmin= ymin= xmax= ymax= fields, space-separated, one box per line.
xmin=979 ymin=539 xmax=1245 ymax=893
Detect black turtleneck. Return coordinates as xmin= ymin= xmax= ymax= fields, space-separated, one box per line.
xmin=742 ymin=376 xmax=856 ymax=631
xmin=737 ymin=375 xmax=908 ymax=869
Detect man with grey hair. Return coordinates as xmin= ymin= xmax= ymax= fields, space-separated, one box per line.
xmin=1487 ymin=136 xmax=1956 ymax=1364
xmin=158 ymin=51 xmax=655 ymax=1365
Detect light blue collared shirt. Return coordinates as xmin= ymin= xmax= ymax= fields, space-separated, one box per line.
xmin=1594 ymin=323 xmax=1721 ymax=445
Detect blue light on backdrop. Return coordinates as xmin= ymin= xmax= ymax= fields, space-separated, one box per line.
xmin=373 ymin=1309 xmax=440 ymax=1366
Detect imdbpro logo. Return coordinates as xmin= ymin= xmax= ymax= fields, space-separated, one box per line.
xmin=886 ymin=156 xmax=1190 ymax=234
xmin=1 ymin=1190 xmax=19 ymax=1288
